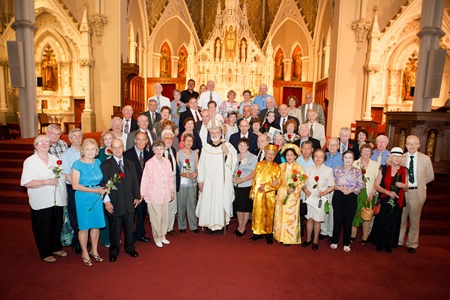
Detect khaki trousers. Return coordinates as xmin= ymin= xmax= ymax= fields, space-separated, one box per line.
xmin=148 ymin=202 xmax=169 ymax=243
xmin=399 ymin=189 xmax=423 ymax=249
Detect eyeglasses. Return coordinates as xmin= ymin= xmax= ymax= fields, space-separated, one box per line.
xmin=38 ymin=141 xmax=50 ymax=145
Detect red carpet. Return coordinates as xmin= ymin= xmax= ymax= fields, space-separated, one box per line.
xmin=0 ymin=217 xmax=449 ymax=299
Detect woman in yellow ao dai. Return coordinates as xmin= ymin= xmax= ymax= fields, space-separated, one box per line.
xmin=273 ymin=145 xmax=306 ymax=244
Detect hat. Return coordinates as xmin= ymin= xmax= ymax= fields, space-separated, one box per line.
xmin=389 ymin=147 xmax=404 ymax=156
xmin=280 ymin=143 xmax=301 ymax=157
xmin=264 ymin=144 xmax=279 ymax=153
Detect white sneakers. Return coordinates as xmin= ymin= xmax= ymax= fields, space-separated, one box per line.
xmin=343 ymin=246 xmax=351 ymax=252
xmin=155 ymin=241 xmax=163 ymax=248
xmin=155 ymin=239 xmax=171 ymax=247
xmin=330 ymin=244 xmax=338 ymax=250
xmin=161 ymin=239 xmax=170 ymax=245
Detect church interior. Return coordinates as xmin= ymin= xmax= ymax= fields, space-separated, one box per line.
xmin=0 ymin=0 xmax=449 ymax=137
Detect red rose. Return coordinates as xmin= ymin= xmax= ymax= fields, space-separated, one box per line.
xmin=237 ymin=170 xmax=242 ymax=176
xmin=275 ymin=144 xmax=280 ymax=149
xmin=107 ymin=149 xmax=113 ymax=154
xmin=293 ymin=177 xmax=298 ymax=182
xmin=237 ymin=106 xmax=240 ymax=109
xmin=56 ymin=160 xmax=62 ymax=165
xmin=264 ymin=123 xmax=268 ymax=129
xmin=119 ymin=172 xmax=125 ymax=178
xmin=314 ymin=176 xmax=319 ymax=182
xmin=185 ymin=159 xmax=190 ymax=163
xmin=287 ymin=134 xmax=292 ymax=139
xmin=177 ymin=103 xmax=180 ymax=107
xmin=361 ymin=169 xmax=366 ymax=175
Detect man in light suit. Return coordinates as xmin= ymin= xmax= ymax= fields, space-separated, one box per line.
xmin=121 ymin=105 xmax=138 ymax=134
xmin=123 ymin=132 xmax=153 ymax=243
xmin=101 ymin=139 xmax=141 ymax=262
xmin=399 ymin=135 xmax=434 ymax=254
xmin=299 ymin=92 xmax=325 ymax=125
xmin=306 ymin=109 xmax=326 ymax=148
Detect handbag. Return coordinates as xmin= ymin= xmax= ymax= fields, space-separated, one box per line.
xmin=361 ymin=200 xmax=373 ymax=221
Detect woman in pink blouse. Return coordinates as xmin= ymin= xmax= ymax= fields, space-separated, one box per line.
xmin=140 ymin=141 xmax=174 ymax=248
xmin=330 ymin=150 xmax=364 ymax=252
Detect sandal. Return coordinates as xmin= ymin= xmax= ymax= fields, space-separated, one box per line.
xmin=43 ymin=256 xmax=56 ymax=263
xmin=89 ymin=252 xmax=103 ymax=262
xmin=53 ymin=250 xmax=68 ymax=257
xmin=82 ymin=257 xmax=93 ymax=267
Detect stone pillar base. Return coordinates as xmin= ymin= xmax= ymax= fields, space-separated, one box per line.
xmin=81 ymin=111 xmax=95 ymax=133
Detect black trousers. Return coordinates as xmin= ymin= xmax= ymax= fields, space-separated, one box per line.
xmin=31 ymin=206 xmax=63 ymax=259
xmin=331 ymin=190 xmax=357 ymax=246
xmin=108 ymin=212 xmax=135 ymax=256
xmin=66 ymin=184 xmax=79 ymax=248
xmin=133 ymin=201 xmax=148 ymax=240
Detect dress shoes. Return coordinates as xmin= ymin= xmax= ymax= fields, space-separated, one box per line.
xmin=233 ymin=229 xmax=239 ymax=236
xmin=126 ymin=250 xmax=139 ymax=257
xmin=312 ymin=243 xmax=319 ymax=250
xmin=138 ymin=236 xmax=151 ymax=242
xmin=161 ymin=239 xmax=170 ymax=245
xmin=205 ymin=228 xmax=213 ymax=234
xmin=265 ymin=234 xmax=273 ymax=245
xmin=215 ymin=229 xmax=224 ymax=235
xmin=386 ymin=247 xmax=392 ymax=253
xmin=376 ymin=246 xmax=383 ymax=252
xmin=168 ymin=230 xmax=178 ymax=236
xmin=249 ymin=235 xmax=263 ymax=241
xmin=192 ymin=229 xmax=200 ymax=234
xmin=236 ymin=230 xmax=246 ymax=237
xmin=109 ymin=255 xmax=117 ymax=262
xmin=302 ymin=240 xmax=312 ymax=248
xmin=408 ymin=247 xmax=416 ymax=254
xmin=179 ymin=229 xmax=186 ymax=233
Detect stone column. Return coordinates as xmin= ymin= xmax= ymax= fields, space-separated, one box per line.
xmin=171 ymin=56 xmax=179 ymax=78
xmin=0 ymin=62 xmax=8 ymax=123
xmin=413 ymin=0 xmax=445 ymax=111
xmin=80 ymin=9 xmax=95 ymax=132
xmin=283 ymin=59 xmax=292 ymax=81
xmin=10 ymin=0 xmax=37 ymax=138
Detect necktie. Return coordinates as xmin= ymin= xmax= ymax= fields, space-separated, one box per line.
xmin=118 ymin=160 xmax=124 ymax=172
xmin=157 ymin=96 xmax=160 ymax=107
xmin=257 ymin=150 xmax=263 ymax=162
xmin=310 ymin=124 xmax=314 ymax=136
xmin=304 ymin=104 xmax=309 ymax=121
xmin=139 ymin=151 xmax=144 ymax=169
xmin=124 ymin=120 xmax=129 ymax=134
xmin=150 ymin=112 xmax=155 ymax=125
xmin=409 ymin=156 xmax=415 ymax=184
xmin=377 ymin=152 xmax=382 ymax=164
xmin=282 ymin=118 xmax=286 ymax=129
xmin=210 ymin=92 xmax=213 ymax=102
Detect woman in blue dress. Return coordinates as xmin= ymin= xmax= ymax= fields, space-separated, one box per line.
xmin=72 ymin=138 xmax=107 ymax=266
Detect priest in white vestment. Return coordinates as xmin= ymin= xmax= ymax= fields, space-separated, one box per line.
xmin=196 ymin=126 xmax=238 ymax=233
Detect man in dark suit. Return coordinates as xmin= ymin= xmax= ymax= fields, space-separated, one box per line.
xmin=180 ymin=79 xmax=199 ymax=104
xmin=179 ymin=97 xmax=202 ymax=134
xmin=253 ymin=133 xmax=270 ymax=162
xmin=236 ymin=105 xmax=255 ymax=128
xmin=229 ymin=119 xmax=258 ymax=153
xmin=258 ymin=96 xmax=280 ymax=121
xmin=126 ymin=115 xmax=156 ymax=151
xmin=101 ymin=139 xmax=141 ymax=262
xmin=297 ymin=123 xmax=321 ymax=149
xmin=161 ymin=129 xmax=181 ymax=235
xmin=121 ymin=105 xmax=138 ymax=134
xmin=275 ymin=104 xmax=299 ymax=133
xmin=141 ymin=98 xmax=161 ymax=131
xmin=123 ymin=132 xmax=153 ymax=243
xmin=337 ymin=127 xmax=360 ymax=159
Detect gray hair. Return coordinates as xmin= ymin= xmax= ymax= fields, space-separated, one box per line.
xmin=68 ymin=128 xmax=83 ymax=140
xmin=110 ymin=117 xmax=124 ymax=128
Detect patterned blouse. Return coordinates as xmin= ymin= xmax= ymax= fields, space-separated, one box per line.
xmin=333 ymin=165 xmax=364 ymax=195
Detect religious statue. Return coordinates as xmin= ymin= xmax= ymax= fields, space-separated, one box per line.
xmin=178 ymin=49 xmax=187 ymax=78
xmin=215 ymin=39 xmax=222 ymax=61
xmin=240 ymin=39 xmax=247 ymax=62
xmin=41 ymin=47 xmax=58 ymax=91
xmin=398 ymin=128 xmax=406 ymax=151
xmin=403 ymin=54 xmax=418 ymax=100
xmin=426 ymin=131 xmax=436 ymax=159
xmin=161 ymin=46 xmax=170 ymax=77
xmin=275 ymin=53 xmax=284 ymax=80
xmin=225 ymin=25 xmax=236 ymax=59
xmin=292 ymin=51 xmax=302 ymax=81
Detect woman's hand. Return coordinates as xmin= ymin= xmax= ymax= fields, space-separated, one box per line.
xmin=395 ymin=182 xmax=406 ymax=189
xmin=387 ymin=191 xmax=398 ymax=198
xmin=304 ymin=189 xmax=311 ymax=197
xmin=287 ymin=188 xmax=294 ymax=195
xmin=198 ymin=182 xmax=204 ymax=193
xmin=96 ymin=187 xmax=108 ymax=195
xmin=258 ymin=184 xmax=265 ymax=192
xmin=272 ymin=179 xmax=279 ymax=186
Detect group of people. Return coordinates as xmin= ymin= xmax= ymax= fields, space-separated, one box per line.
xmin=21 ymin=80 xmax=434 ymax=265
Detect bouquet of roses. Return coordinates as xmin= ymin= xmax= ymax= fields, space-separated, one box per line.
xmin=88 ymin=172 xmax=124 ymax=212
xmin=283 ymin=169 xmax=307 ymax=205
xmin=50 ymin=159 xmax=63 ymax=206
